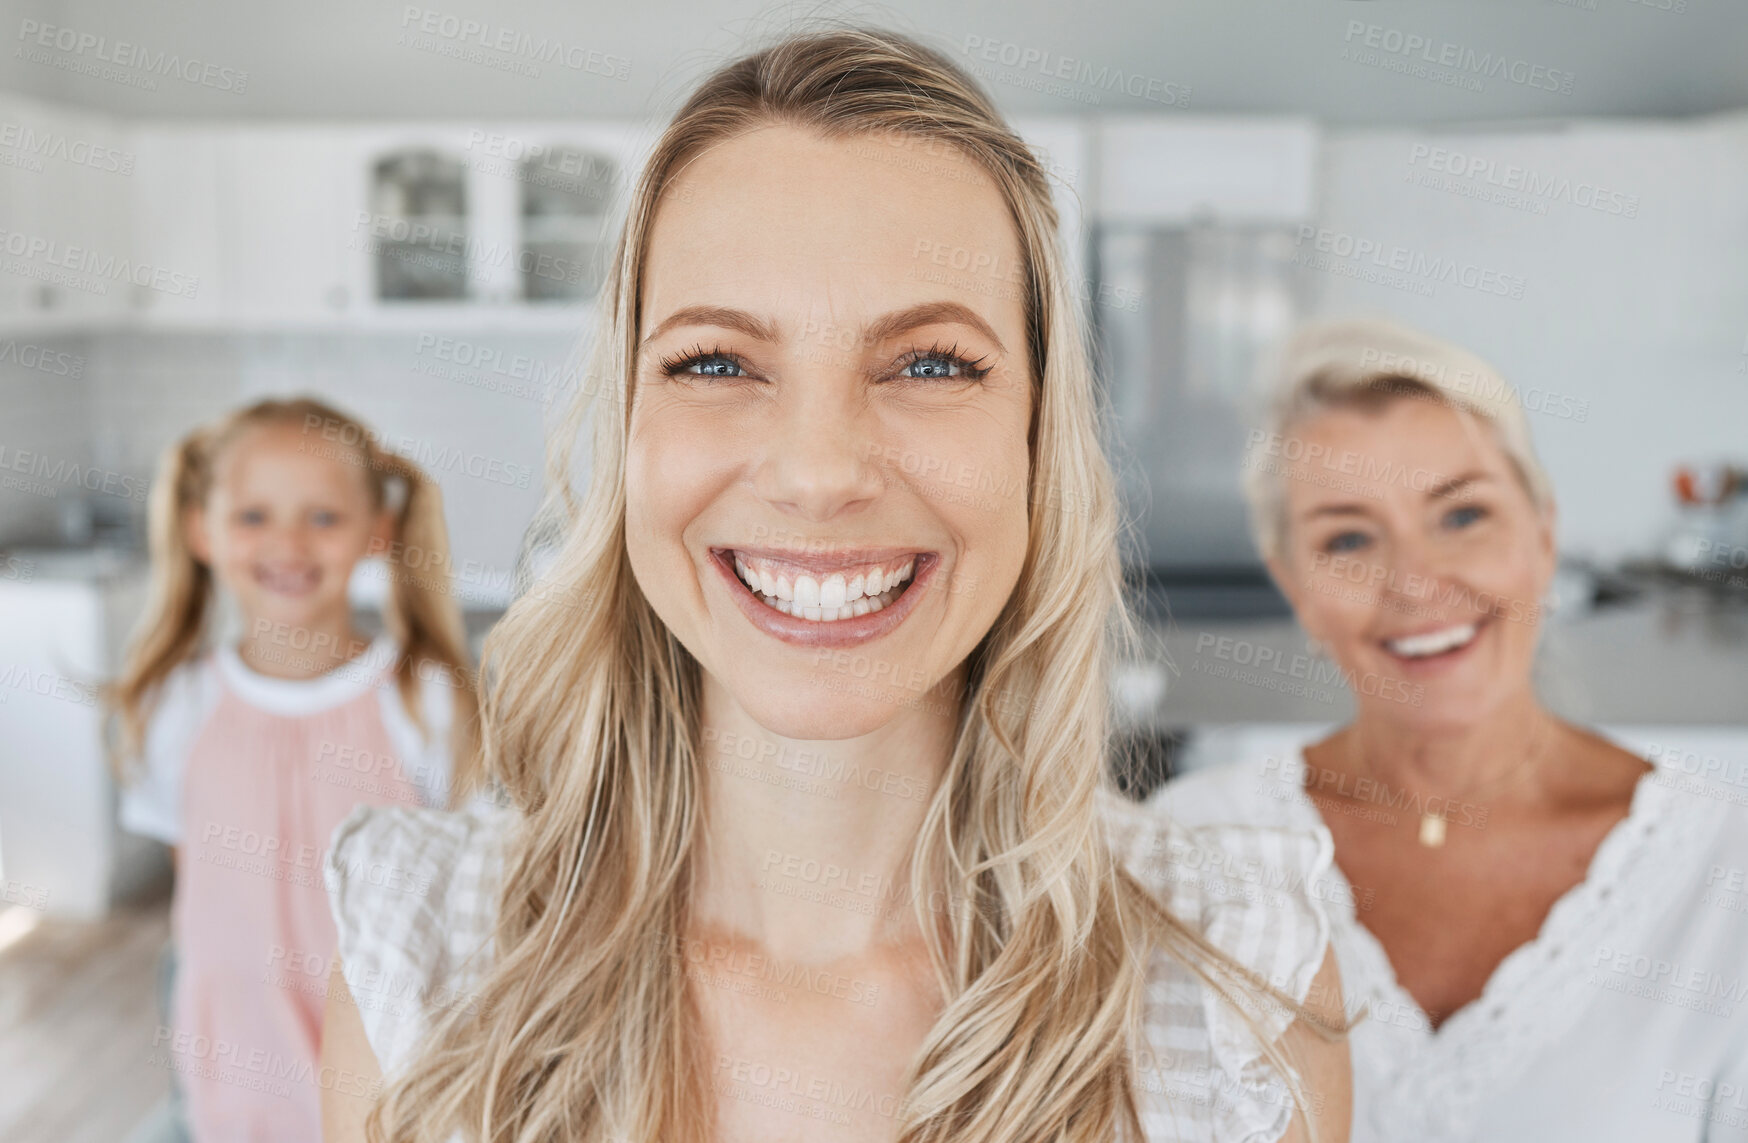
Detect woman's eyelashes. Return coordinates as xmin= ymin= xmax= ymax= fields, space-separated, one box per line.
xmin=1441 ymin=502 xmax=1488 ymax=531
xmin=892 ymin=343 xmax=993 ymax=382
xmin=659 ymin=345 xmax=746 ymax=379
xmin=1314 ymin=503 xmax=1488 ymax=556
xmin=1321 ymin=529 xmax=1372 ymax=555
xmin=653 ymin=340 xmax=994 ymax=383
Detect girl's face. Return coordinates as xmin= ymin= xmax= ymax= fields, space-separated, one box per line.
xmin=1269 ymin=397 xmax=1556 ymax=731
xmin=188 ymin=422 xmax=392 ymax=635
xmin=626 ymin=125 xmax=1034 ymax=739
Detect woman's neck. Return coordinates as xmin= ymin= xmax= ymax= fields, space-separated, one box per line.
xmin=688 ymin=671 xmax=961 ymax=965
xmin=1340 ymin=690 xmax=1560 ymax=802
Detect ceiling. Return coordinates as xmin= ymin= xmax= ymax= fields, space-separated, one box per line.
xmin=3 ymin=0 xmax=1747 ymax=125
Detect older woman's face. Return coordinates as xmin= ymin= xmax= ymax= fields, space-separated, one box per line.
xmin=625 ymin=125 xmax=1033 ymax=739
xmin=1269 ymin=396 xmax=1556 ymax=730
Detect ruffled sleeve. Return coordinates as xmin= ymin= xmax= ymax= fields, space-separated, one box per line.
xmin=323 ymin=798 xmax=513 ymax=1081
xmin=1100 ymin=786 xmax=1336 ymax=1143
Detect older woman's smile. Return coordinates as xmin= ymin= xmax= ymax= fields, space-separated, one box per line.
xmin=1379 ymin=617 xmax=1484 ymax=662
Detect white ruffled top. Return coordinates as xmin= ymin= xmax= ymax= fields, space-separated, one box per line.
xmin=1157 ymin=745 xmax=1748 ymax=1143
xmin=325 ymin=787 xmax=1336 ymax=1143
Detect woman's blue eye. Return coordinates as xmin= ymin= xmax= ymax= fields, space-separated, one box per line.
xmin=311 ymin=510 xmax=339 ymax=527
xmin=237 ymin=508 xmax=267 ymax=526
xmin=1325 ymin=531 xmax=1371 ymax=554
xmin=904 ymin=355 xmax=962 ymax=379
xmin=685 ymin=356 xmax=743 ymax=378
xmin=1444 ymin=505 xmax=1486 ymax=529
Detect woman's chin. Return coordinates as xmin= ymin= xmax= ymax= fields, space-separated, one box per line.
xmin=1359 ymin=685 xmax=1520 ymax=735
xmin=732 ymin=685 xmax=927 ymax=742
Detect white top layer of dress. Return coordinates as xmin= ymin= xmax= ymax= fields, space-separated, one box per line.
xmin=325 ymin=785 xmax=1337 ymax=1142
xmin=1156 ymin=746 xmax=1748 ymax=1143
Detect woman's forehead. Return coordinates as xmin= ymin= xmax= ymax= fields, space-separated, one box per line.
xmin=1281 ymin=399 xmax=1515 ymax=507
xmin=638 ymin=124 xmax=1027 ymax=342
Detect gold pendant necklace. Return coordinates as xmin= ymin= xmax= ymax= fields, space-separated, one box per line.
xmin=1345 ymin=717 xmax=1552 ymax=848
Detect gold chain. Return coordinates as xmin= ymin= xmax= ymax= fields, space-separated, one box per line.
xmin=1340 ymin=715 xmax=1554 ymax=847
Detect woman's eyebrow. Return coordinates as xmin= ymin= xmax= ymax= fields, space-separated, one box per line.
xmin=1425 ymin=471 xmax=1491 ymax=499
xmin=638 ymin=300 xmax=1006 ymax=355
xmin=640 ymin=306 xmax=780 ymax=350
xmin=864 ymin=301 xmax=1006 ymax=355
xmin=1302 ymin=503 xmax=1371 ymax=520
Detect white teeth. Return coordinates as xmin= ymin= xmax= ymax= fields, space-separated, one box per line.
xmin=729 ymin=551 xmax=919 ymax=623
xmin=259 ymin=566 xmax=317 ymax=592
xmin=1385 ymin=622 xmax=1478 ymax=658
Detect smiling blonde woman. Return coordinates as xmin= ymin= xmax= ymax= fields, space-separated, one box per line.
xmin=319 ymin=28 xmax=1350 ymax=1143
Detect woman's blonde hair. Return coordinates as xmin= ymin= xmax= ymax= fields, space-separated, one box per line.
xmin=371 ymin=26 xmax=1336 ymax=1143
xmin=106 ymin=395 xmax=481 ymax=801
xmin=1243 ymin=315 xmax=1555 ymax=565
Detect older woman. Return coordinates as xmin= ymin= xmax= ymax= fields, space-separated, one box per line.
xmin=1158 ymin=317 xmax=1748 ymax=1142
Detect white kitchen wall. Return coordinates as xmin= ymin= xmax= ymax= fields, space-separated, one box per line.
xmin=7 ymin=93 xmax=1748 ymax=572
xmin=76 ymin=329 xmax=577 ymax=590
xmin=1306 ymin=111 xmax=1748 ymax=564
xmin=0 ymin=333 xmax=96 ymax=543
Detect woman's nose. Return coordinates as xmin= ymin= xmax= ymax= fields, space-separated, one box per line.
xmin=1375 ymin=537 xmax=1449 ymax=611
xmin=751 ymin=380 xmax=883 ymax=523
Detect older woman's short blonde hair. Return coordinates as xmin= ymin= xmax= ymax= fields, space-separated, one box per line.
xmin=1243 ymin=316 xmax=1555 ymax=564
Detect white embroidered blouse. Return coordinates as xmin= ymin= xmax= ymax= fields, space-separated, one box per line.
xmin=324 ymin=786 xmax=1336 ymax=1142
xmin=1156 ymin=744 xmax=1748 ymax=1143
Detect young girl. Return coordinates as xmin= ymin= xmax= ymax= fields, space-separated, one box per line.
xmin=108 ymin=396 xmax=480 ymax=1143
xmin=323 ymin=28 xmax=1350 ymax=1143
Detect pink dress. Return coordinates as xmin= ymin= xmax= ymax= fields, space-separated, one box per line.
xmin=169 ymin=650 xmax=425 ymax=1142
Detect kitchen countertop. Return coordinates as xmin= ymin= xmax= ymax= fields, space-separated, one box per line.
xmin=0 ymin=544 xmax=147 ymax=583
xmin=6 ymin=547 xmax=1741 ymax=727
xmin=1124 ymin=589 xmax=1748 ymax=729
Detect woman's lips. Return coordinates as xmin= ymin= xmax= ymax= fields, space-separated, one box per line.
xmin=709 ymin=547 xmax=939 ymax=649
xmin=1378 ymin=616 xmax=1488 ymax=671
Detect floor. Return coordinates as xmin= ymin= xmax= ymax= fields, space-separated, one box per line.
xmin=0 ymin=891 xmax=172 ymax=1143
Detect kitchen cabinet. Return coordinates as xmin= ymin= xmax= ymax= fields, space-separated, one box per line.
xmin=218 ymin=129 xmax=357 ymax=324
xmin=127 ymin=126 xmax=226 ymax=326
xmin=5 ymin=115 xmax=646 ymax=334
xmin=0 ymin=94 xmax=135 ymax=333
xmin=0 ymin=549 xmax=155 ymax=920
xmin=345 ymin=122 xmax=642 ymax=321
